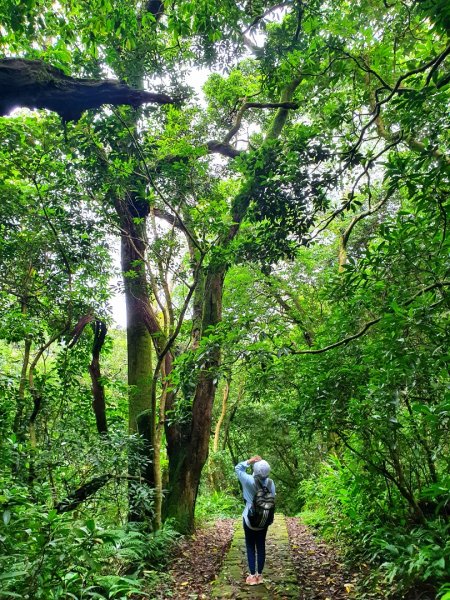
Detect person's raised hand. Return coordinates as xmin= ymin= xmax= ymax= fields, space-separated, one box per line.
xmin=248 ymin=455 xmax=262 ymax=464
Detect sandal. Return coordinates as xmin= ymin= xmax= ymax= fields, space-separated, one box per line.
xmin=245 ymin=574 xmax=258 ymax=585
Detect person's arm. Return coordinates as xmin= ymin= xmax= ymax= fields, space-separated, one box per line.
xmin=235 ymin=456 xmax=261 ymax=485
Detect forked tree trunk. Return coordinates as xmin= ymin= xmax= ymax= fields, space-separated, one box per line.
xmin=163 ymin=79 xmax=301 ymax=532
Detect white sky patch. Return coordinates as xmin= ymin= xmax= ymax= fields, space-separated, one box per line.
xmin=185 ymin=67 xmax=211 ymax=95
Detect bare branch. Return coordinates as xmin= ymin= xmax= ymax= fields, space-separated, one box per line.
xmin=339 ymin=190 xmax=393 ymax=270
xmin=223 ymin=101 xmax=299 ymax=144
xmin=424 ymin=42 xmax=450 ymax=86
xmin=0 ymin=58 xmax=175 ymax=122
xmin=368 ymin=85 xmax=450 ymax=165
xmin=242 ymin=2 xmax=290 ymax=34
xmin=345 ymin=42 xmax=450 ymax=164
xmin=292 ymin=281 xmax=450 ymax=355
xmin=206 ymin=140 xmax=243 ymax=158
xmin=242 ymin=34 xmax=265 ymax=57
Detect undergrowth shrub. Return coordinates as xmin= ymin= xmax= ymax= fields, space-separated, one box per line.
xmin=300 ymin=456 xmax=450 ymax=599
xmin=438 ymin=584 xmax=450 ymax=600
xmin=195 ymin=489 xmax=242 ymax=522
xmin=368 ymin=521 xmax=449 ymax=593
xmin=0 ymin=478 xmax=179 ymax=600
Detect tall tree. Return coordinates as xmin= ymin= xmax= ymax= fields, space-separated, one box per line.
xmin=1 ymin=0 xmax=448 ymax=534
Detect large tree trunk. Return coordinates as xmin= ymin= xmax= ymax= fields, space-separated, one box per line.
xmin=116 ymin=197 xmax=155 ymax=518
xmin=110 ymin=0 xmax=168 ymax=521
xmin=164 ymin=267 xmax=224 ymax=532
xmin=213 ymin=378 xmax=230 ymax=453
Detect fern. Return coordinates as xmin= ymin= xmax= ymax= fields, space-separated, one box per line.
xmin=93 ymin=575 xmax=148 ymax=599
xmin=95 ymin=523 xmax=179 ymax=573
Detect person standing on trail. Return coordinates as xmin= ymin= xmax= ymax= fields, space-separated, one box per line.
xmin=235 ymin=455 xmax=276 ymax=586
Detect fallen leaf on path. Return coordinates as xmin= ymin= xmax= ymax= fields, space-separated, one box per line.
xmin=152 ymin=519 xmax=234 ymax=600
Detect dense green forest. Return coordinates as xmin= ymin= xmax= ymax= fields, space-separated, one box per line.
xmin=0 ymin=0 xmax=449 ymax=598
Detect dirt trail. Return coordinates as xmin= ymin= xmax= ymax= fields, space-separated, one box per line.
xmin=159 ymin=515 xmax=358 ymax=599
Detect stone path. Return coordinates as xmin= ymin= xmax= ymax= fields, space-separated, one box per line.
xmin=211 ymin=514 xmax=299 ymax=599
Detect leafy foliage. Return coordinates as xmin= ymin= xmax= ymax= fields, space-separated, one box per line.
xmin=0 ymin=477 xmax=178 ymax=599
xmin=1 ymin=0 xmax=449 ymax=596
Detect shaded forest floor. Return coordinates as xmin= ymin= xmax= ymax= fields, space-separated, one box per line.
xmin=150 ymin=518 xmax=235 ymax=599
xmin=148 ymin=516 xmax=359 ymax=599
xmin=145 ymin=515 xmax=436 ymax=599
xmin=286 ymin=517 xmax=358 ymax=600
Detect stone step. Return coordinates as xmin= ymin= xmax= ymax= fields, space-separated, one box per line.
xmin=212 ymin=514 xmax=299 ymax=599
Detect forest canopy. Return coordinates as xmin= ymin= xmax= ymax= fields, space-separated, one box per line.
xmin=0 ymin=0 xmax=449 ymax=598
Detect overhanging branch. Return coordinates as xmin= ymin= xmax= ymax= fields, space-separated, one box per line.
xmin=55 ymin=474 xmax=152 ymax=513
xmin=339 ymin=189 xmax=394 ymax=270
xmin=206 ymin=140 xmax=243 ymax=158
xmin=0 ymin=58 xmax=174 ymax=122
xmin=292 ymin=281 xmax=450 ymax=355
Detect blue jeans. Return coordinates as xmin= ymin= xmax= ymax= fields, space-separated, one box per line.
xmin=243 ymin=518 xmax=268 ymax=574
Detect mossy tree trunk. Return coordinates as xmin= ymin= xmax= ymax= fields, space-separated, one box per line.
xmin=116 ymin=196 xmax=155 ymax=519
